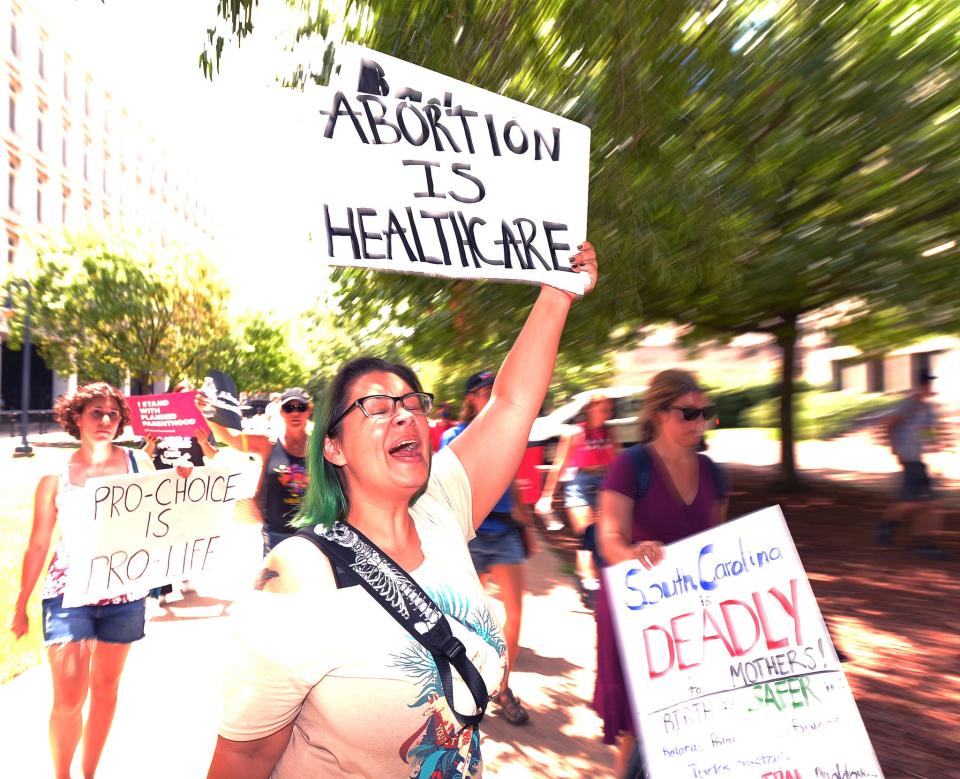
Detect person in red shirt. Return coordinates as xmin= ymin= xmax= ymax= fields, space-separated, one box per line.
xmin=428 ymin=402 xmax=457 ymax=452
xmin=536 ymin=393 xmax=616 ymax=604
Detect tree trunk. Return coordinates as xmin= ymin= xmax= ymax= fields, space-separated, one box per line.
xmin=776 ymin=315 xmax=800 ymax=489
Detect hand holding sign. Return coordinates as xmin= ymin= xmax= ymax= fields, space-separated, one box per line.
xmin=565 ymin=241 xmax=597 ymax=299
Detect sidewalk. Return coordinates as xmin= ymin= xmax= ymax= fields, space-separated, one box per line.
xmin=0 ymin=526 xmax=616 ymax=778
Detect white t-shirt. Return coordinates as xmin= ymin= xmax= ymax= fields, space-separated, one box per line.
xmin=219 ymin=448 xmax=507 ymax=778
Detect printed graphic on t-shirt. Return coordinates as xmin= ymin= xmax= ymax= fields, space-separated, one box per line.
xmin=156 ymin=436 xmax=194 ymax=467
xmin=275 ymin=463 xmax=309 ymax=506
xmin=394 ymin=585 xmax=506 ymax=779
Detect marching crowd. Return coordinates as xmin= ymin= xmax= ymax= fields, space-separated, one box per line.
xmin=7 ymin=240 xmax=949 ymax=779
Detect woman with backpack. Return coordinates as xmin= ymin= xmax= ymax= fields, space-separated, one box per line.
xmin=594 ymin=369 xmax=728 ymax=777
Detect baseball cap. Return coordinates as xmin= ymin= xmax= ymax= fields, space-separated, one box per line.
xmin=918 ymin=369 xmax=937 ymax=385
xmin=281 ymin=387 xmax=311 ymax=405
xmin=465 ymin=370 xmax=495 ymax=395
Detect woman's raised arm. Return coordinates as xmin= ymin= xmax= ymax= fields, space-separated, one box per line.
xmin=449 ymin=242 xmax=597 ymax=526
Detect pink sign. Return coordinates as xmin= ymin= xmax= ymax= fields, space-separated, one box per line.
xmin=127 ymin=392 xmax=211 ymax=438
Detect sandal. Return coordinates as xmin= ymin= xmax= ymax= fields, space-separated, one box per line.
xmin=493 ymin=687 xmax=530 ymax=725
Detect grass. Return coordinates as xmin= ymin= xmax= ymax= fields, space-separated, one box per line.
xmin=0 ymin=446 xmax=68 ymax=684
xmin=743 ymin=390 xmax=901 ymax=440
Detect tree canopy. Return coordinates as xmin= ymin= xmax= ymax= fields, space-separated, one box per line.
xmin=202 ymin=0 xmax=960 ymax=481
xmin=6 ymin=231 xmax=231 ymax=390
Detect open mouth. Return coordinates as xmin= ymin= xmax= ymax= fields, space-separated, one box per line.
xmin=388 ymin=439 xmax=422 ymax=457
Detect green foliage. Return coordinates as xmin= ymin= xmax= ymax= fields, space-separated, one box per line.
xmin=7 ymin=230 xmax=231 ymax=389
xmin=201 ymin=0 xmax=960 ymax=481
xmin=744 ymin=390 xmax=901 ymax=440
xmin=707 ymin=379 xmax=815 ymax=429
xmin=211 ymin=313 xmax=306 ymax=393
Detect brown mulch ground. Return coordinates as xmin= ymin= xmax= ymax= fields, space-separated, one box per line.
xmin=544 ymin=465 xmax=959 ymax=779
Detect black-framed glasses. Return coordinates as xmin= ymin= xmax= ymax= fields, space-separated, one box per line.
xmin=328 ymin=392 xmax=434 ymax=432
xmin=282 ymin=402 xmax=310 ymax=414
xmin=670 ymin=405 xmax=715 ymax=422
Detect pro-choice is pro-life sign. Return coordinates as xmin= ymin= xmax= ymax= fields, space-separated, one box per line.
xmin=604 ymin=506 xmax=883 ymax=779
xmin=62 ymin=464 xmax=259 ymax=607
xmin=306 ymin=44 xmax=591 ymax=295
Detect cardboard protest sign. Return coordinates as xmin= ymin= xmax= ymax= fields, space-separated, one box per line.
xmin=127 ymin=391 xmax=210 ymax=438
xmin=306 ymin=43 xmax=591 ymax=294
xmin=62 ymin=464 xmax=259 ymax=607
xmin=201 ymin=371 xmax=244 ymax=431
xmin=603 ymin=506 xmax=883 ymax=779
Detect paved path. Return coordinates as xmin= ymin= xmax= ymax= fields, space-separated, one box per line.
xmin=0 ymin=521 xmax=616 ymax=778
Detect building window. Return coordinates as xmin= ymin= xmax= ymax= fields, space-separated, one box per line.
xmin=102 ymin=152 xmax=109 ymax=193
xmin=84 ymin=78 xmax=91 ymax=117
xmin=867 ymin=358 xmax=885 ymax=393
xmin=10 ymin=19 xmax=19 ymax=58
xmin=36 ymin=174 xmax=45 ymax=222
xmin=63 ymin=58 xmax=70 ymax=100
xmin=61 ymin=184 xmax=70 ymax=223
xmin=8 ymin=79 xmax=19 ymax=134
xmin=62 ymin=119 xmax=70 ymax=166
xmin=8 ymin=153 xmax=19 ymax=211
xmin=38 ymin=46 xmax=45 ymax=80
xmin=7 ymin=230 xmax=18 ymax=265
xmin=36 ymin=100 xmax=46 ymax=151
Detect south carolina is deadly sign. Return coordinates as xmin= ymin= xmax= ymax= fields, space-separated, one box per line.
xmin=604 ymin=506 xmax=883 ymax=779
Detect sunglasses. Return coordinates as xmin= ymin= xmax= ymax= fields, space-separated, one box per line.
xmin=670 ymin=405 xmax=715 ymax=422
xmin=282 ymin=402 xmax=310 ymax=414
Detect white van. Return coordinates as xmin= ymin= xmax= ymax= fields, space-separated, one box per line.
xmin=529 ymin=385 xmax=647 ymax=449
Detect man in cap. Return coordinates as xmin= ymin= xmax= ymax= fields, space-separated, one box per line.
xmin=439 ymin=370 xmax=534 ymax=725
xmin=878 ymin=369 xmax=950 ymax=559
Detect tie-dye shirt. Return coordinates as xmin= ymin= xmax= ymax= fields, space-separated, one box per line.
xmin=219 ymin=447 xmax=507 ymax=778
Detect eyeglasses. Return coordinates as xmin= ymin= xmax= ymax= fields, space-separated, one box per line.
xmin=328 ymin=392 xmax=434 ymax=432
xmin=282 ymin=402 xmax=310 ymax=414
xmin=670 ymin=405 xmax=715 ymax=422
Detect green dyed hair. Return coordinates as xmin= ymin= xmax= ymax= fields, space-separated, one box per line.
xmin=292 ymin=357 xmax=424 ymax=530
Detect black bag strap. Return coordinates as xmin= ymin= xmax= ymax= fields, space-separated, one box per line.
xmin=626 ymin=443 xmax=653 ymax=499
xmin=627 ymin=443 xmax=728 ymax=502
xmin=296 ymin=521 xmax=489 ymax=728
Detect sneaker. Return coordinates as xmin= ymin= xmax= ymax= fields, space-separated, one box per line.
xmin=545 ymin=518 xmax=565 ymax=532
xmin=578 ymin=578 xmax=601 ymax=610
xmin=493 ymin=687 xmax=530 ymax=725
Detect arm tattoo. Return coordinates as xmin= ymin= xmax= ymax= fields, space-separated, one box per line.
xmin=254 ymin=567 xmax=280 ymax=591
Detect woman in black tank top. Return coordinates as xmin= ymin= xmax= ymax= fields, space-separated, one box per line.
xmin=199 ymin=387 xmax=312 ymax=554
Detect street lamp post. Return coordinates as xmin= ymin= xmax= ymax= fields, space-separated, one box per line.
xmin=8 ymin=281 xmax=33 ymax=457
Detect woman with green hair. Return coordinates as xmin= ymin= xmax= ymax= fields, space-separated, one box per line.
xmin=207 ymin=242 xmax=597 ymax=779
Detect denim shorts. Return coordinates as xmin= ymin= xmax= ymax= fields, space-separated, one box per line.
xmin=900 ymin=461 xmax=934 ymax=502
xmin=468 ymin=529 xmax=526 ymax=574
xmin=42 ymin=594 xmax=146 ymax=646
xmin=564 ymin=470 xmax=604 ymax=509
